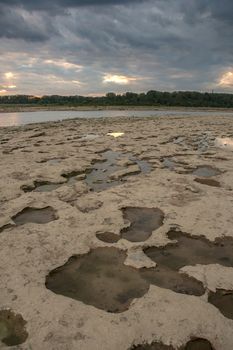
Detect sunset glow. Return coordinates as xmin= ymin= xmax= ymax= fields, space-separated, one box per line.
xmin=219 ymin=71 xmax=233 ymax=87
xmin=44 ymin=59 xmax=83 ymax=71
xmin=5 ymin=72 xmax=14 ymax=79
xmin=103 ymin=74 xmax=137 ymax=85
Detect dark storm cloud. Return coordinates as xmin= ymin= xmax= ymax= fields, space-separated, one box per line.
xmin=0 ymin=0 xmax=144 ymax=41
xmin=0 ymin=0 xmax=144 ymax=10
xmin=0 ymin=0 xmax=233 ymax=94
xmin=183 ymin=0 xmax=233 ymax=23
xmin=0 ymin=6 xmax=53 ymax=41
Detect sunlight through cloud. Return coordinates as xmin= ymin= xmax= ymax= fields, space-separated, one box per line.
xmin=219 ymin=71 xmax=233 ymax=87
xmin=5 ymin=72 xmax=14 ymax=79
xmin=44 ymin=59 xmax=83 ymax=71
xmin=103 ymin=74 xmax=137 ymax=85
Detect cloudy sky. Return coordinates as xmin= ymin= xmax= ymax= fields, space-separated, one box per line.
xmin=0 ymin=0 xmax=233 ymax=96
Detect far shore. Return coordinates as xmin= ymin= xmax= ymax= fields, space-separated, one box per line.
xmin=1 ymin=104 xmax=233 ymax=113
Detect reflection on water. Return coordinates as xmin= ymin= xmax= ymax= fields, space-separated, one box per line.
xmin=192 ymin=165 xmax=221 ymax=177
xmin=0 ymin=113 xmax=20 ymax=127
xmin=1 ymin=109 xmax=233 ymax=127
xmin=107 ymin=132 xmax=125 ymax=138
xmin=215 ymin=137 xmax=233 ymax=150
xmin=85 ymin=150 xmax=151 ymax=192
xmin=162 ymin=158 xmax=176 ymax=170
xmin=79 ymin=134 xmax=99 ymax=141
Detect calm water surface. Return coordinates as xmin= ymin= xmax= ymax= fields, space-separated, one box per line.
xmin=0 ymin=109 xmax=232 ymax=127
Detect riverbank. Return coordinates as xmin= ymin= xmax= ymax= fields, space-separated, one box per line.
xmin=1 ymin=104 xmax=233 ymax=113
xmin=0 ymin=115 xmax=233 ymax=349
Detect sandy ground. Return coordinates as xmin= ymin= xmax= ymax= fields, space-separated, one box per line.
xmin=0 ymin=115 xmax=233 ymax=349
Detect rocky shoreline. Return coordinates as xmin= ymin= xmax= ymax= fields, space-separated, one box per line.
xmin=0 ymin=115 xmax=233 ymax=349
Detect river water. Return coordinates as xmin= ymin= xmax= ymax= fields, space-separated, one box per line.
xmin=0 ymin=109 xmax=232 ymax=127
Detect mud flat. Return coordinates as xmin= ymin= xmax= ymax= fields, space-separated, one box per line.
xmin=1 ymin=115 xmax=233 ymax=349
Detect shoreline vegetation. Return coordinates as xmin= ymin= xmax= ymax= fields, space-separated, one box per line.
xmin=1 ymin=90 xmax=233 ymax=113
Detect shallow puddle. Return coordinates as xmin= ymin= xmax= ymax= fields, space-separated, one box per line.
xmin=21 ymin=181 xmax=63 ymax=193
xmin=130 ymin=342 xmax=175 ymax=349
xmin=208 ymin=289 xmax=233 ymax=320
xmin=184 ymin=338 xmax=214 ymax=350
xmin=34 ymin=183 xmax=62 ymax=192
xmin=162 ymin=158 xmax=176 ymax=170
xmin=121 ymin=207 xmax=164 ymax=242
xmin=46 ymin=231 xmax=233 ymax=312
xmin=47 ymin=158 xmax=63 ymax=165
xmin=62 ymin=170 xmax=86 ymax=185
xmin=130 ymin=339 xmax=213 ymax=350
xmin=141 ymin=265 xmax=204 ymax=296
xmin=79 ymin=133 xmax=99 ymax=141
xmin=143 ymin=230 xmax=233 ymax=296
xmin=46 ymin=247 xmax=150 ymax=313
xmin=173 ymin=136 xmax=185 ymax=145
xmin=96 ymin=232 xmax=120 ymax=243
xmin=38 ymin=158 xmax=63 ymax=164
xmin=0 ymin=310 xmax=28 ymax=347
xmin=144 ymin=230 xmax=233 ymax=271
xmin=192 ymin=166 xmax=221 ymax=177
xmin=46 ymin=244 xmax=203 ymax=313
xmin=22 ymin=150 xmax=151 ymax=193
xmin=85 ymin=150 xmax=151 ymax=192
xmin=12 ymin=206 xmax=57 ymax=225
xmin=21 ymin=172 xmax=83 ymax=192
xmin=194 ymin=178 xmax=220 ymax=187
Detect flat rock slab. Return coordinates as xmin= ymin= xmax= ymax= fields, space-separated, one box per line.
xmin=1 ymin=115 xmax=233 ymax=350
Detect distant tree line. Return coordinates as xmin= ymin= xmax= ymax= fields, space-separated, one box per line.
xmin=1 ymin=91 xmax=233 ymax=107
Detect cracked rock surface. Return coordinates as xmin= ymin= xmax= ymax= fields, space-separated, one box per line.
xmin=0 ymin=115 xmax=233 ymax=349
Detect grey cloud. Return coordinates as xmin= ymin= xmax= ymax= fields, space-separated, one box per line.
xmin=0 ymin=0 xmax=232 ymax=94
xmin=0 ymin=0 xmax=144 ymax=11
xmin=0 ymin=5 xmax=55 ymax=41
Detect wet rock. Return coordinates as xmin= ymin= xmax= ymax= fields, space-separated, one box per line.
xmin=117 ymin=158 xmax=135 ymax=167
xmin=55 ymin=185 xmax=78 ymax=203
xmin=75 ymin=174 xmax=86 ymax=181
xmin=73 ymin=182 xmax=89 ymax=195
xmin=125 ymin=249 xmax=156 ymax=269
xmin=109 ymin=164 xmax=141 ymax=180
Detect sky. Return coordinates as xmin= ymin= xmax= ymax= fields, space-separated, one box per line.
xmin=0 ymin=0 xmax=233 ymax=96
